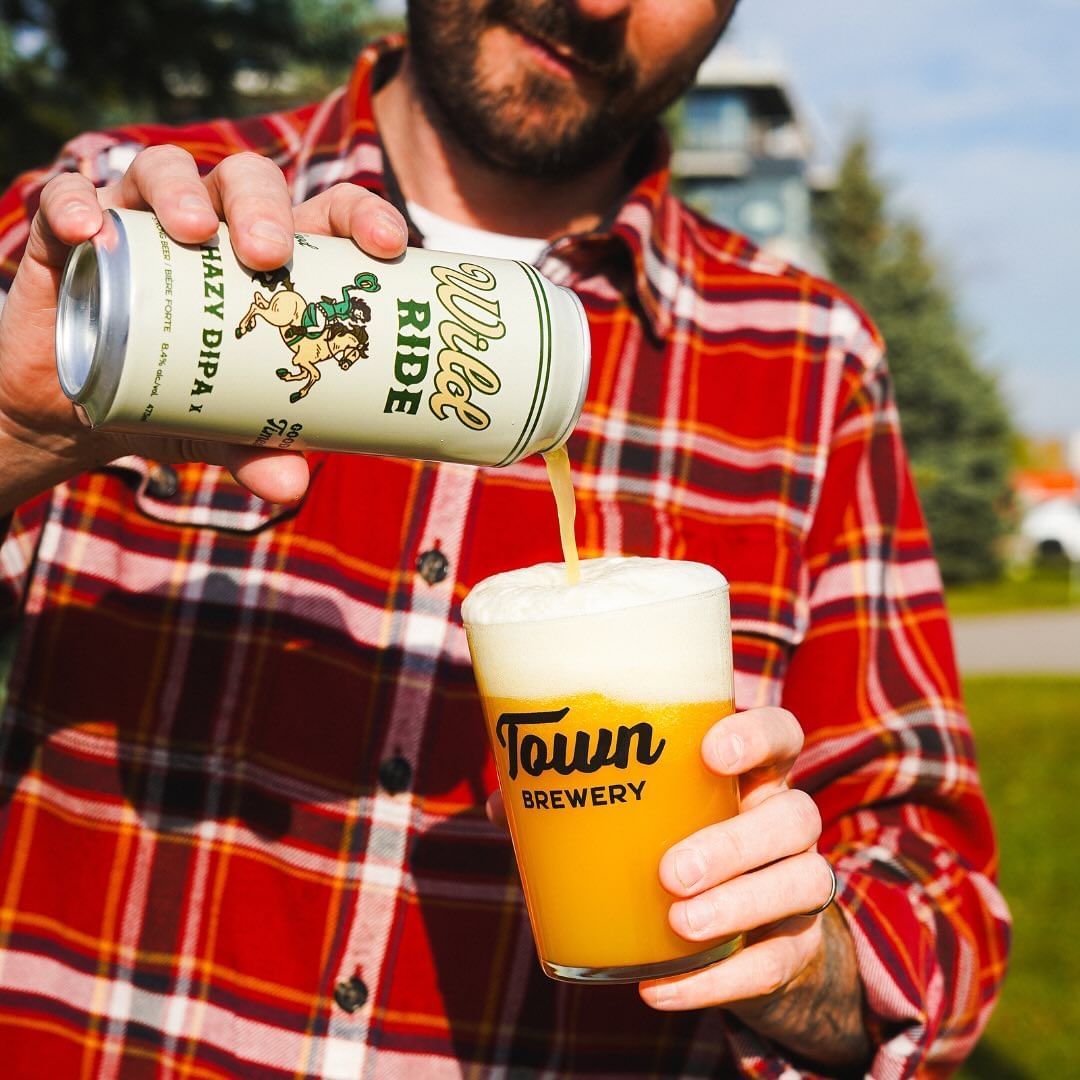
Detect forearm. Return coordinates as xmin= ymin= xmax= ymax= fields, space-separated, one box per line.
xmin=729 ymin=905 xmax=872 ymax=1073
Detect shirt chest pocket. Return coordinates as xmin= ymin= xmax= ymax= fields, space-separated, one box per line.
xmin=713 ymin=525 xmax=807 ymax=645
xmin=678 ymin=522 xmax=808 ymax=709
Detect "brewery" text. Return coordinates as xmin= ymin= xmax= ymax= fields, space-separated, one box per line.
xmin=520 ymin=780 xmax=647 ymax=811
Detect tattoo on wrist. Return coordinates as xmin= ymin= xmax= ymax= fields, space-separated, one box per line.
xmin=735 ymin=908 xmax=872 ymax=1072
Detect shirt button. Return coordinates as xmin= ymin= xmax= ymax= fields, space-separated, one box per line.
xmin=416 ymin=547 xmax=449 ymax=585
xmin=379 ymin=755 xmax=413 ymax=795
xmin=333 ymin=975 xmax=369 ymax=1014
xmin=146 ymin=464 xmax=179 ymax=500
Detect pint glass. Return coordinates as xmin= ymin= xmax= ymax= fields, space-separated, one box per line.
xmin=462 ymin=556 xmax=742 ymax=983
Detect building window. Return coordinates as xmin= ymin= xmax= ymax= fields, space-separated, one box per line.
xmin=682 ymin=91 xmax=750 ymax=153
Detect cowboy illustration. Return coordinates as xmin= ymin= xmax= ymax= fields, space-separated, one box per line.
xmin=236 ymin=271 xmax=380 ymax=403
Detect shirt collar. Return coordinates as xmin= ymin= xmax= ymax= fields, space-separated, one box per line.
xmin=598 ymin=129 xmax=682 ymax=342
xmin=328 ymin=36 xmax=683 ymax=341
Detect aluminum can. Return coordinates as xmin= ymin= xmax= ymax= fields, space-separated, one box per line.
xmin=55 ymin=208 xmax=590 ymax=466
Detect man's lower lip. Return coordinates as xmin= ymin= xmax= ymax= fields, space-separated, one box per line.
xmin=510 ymin=27 xmax=580 ymax=80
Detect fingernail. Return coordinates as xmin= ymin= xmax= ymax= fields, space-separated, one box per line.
xmin=682 ymin=896 xmax=713 ymax=934
xmin=249 ymin=220 xmax=290 ymax=246
xmin=373 ymin=212 xmax=407 ymax=248
xmin=714 ymin=733 xmax=743 ymax=770
xmin=673 ymin=848 xmax=705 ymax=889
xmin=648 ymin=983 xmax=676 ymax=1009
xmin=179 ymin=194 xmax=211 ymax=213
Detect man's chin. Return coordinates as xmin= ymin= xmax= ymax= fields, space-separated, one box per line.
xmin=446 ymin=99 xmax=602 ymax=177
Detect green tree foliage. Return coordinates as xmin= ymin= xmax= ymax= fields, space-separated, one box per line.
xmin=815 ymin=136 xmax=1013 ymax=583
xmin=0 ymin=0 xmax=386 ymax=188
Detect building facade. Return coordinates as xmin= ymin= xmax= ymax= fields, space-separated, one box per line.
xmin=674 ymin=49 xmax=826 ymax=273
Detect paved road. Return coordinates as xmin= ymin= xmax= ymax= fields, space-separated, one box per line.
xmin=952 ymin=609 xmax=1080 ymax=674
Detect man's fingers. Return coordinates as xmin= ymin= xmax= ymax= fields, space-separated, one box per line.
xmin=292 ymin=184 xmax=407 ymax=258
xmin=485 ymin=789 xmax=508 ymax=829
xmin=659 ymin=787 xmax=821 ymax=897
xmin=103 ymin=434 xmax=311 ymax=504
xmin=639 ymin=917 xmax=821 ymax=1012
xmin=221 ymin=446 xmax=310 ymax=504
xmin=108 ymin=144 xmax=220 ymax=244
xmin=667 ymin=852 xmax=834 ymax=941
xmin=105 ymin=146 xmax=296 ymax=267
xmin=29 ymin=174 xmax=104 ymax=268
xmin=204 ymin=152 xmax=296 ymax=269
xmin=703 ymin=707 xmax=803 ymax=783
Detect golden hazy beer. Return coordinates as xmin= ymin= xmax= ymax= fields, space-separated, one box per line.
xmin=463 ymin=557 xmax=743 ymax=983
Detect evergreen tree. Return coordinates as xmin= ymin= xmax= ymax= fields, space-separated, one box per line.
xmin=815 ymin=136 xmax=1013 ymax=583
xmin=0 ymin=0 xmax=387 ymax=187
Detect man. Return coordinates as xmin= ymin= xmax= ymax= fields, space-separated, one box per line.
xmin=0 ymin=1 xmax=1008 ymax=1076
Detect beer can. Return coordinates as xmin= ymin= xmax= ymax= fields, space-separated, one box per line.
xmin=55 ymin=208 xmax=590 ymax=467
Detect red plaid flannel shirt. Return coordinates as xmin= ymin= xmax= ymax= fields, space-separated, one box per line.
xmin=0 ymin=38 xmax=1008 ymax=1079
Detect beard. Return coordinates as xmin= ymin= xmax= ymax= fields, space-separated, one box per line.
xmin=406 ymin=0 xmax=723 ymax=181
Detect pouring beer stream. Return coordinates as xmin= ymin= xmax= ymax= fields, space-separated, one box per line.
xmin=543 ymin=445 xmax=580 ymax=584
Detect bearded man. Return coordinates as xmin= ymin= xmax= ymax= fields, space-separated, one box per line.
xmin=0 ymin=2 xmax=1008 ymax=1077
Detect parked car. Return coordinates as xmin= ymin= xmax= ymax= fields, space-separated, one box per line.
xmin=1019 ymin=496 xmax=1080 ymax=562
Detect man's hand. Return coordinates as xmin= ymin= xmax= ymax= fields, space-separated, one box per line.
xmin=0 ymin=146 xmax=408 ymax=513
xmin=639 ymin=707 xmax=871 ymax=1070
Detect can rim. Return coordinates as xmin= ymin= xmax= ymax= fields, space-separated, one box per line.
xmin=55 ymin=209 xmax=130 ymax=420
xmin=538 ymin=285 xmax=591 ymax=454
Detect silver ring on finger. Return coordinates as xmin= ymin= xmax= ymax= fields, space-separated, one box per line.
xmin=799 ymin=859 xmax=837 ymax=918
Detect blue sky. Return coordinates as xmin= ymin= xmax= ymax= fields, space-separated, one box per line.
xmin=727 ymin=0 xmax=1080 ymax=438
xmin=378 ymin=0 xmax=1078 ymax=436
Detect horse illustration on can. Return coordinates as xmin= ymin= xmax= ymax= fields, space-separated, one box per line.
xmin=235 ymin=271 xmax=381 ymax=403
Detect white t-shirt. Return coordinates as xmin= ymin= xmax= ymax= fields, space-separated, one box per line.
xmin=406 ymin=200 xmax=547 ymax=264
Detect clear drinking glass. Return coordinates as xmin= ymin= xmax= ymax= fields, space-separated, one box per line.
xmin=463 ymin=558 xmax=743 ymax=983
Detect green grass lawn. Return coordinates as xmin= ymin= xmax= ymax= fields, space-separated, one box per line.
xmin=946 ymin=562 xmax=1080 ymax=617
xmin=957 ymin=674 xmax=1080 ymax=1079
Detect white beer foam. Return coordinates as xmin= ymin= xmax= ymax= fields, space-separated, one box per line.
xmin=462 ymin=557 xmax=732 ymax=703
xmin=462 ymin=556 xmax=726 ymax=625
